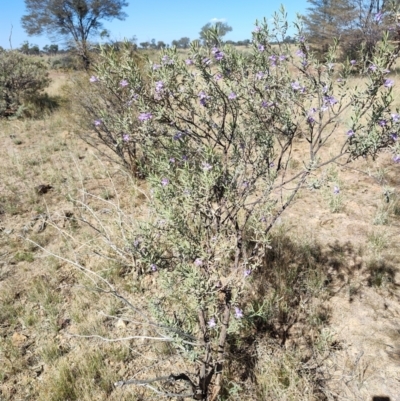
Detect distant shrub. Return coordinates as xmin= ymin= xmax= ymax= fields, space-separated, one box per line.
xmin=0 ymin=51 xmax=50 ymax=117
xmin=49 ymin=54 xmax=82 ymax=71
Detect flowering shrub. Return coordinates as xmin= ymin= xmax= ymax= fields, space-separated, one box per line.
xmin=72 ymin=43 xmax=146 ymax=172
xmin=79 ymin=8 xmax=400 ymax=399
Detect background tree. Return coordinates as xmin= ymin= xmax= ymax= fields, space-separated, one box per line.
xmin=157 ymin=40 xmax=166 ymax=49
xmin=140 ymin=41 xmax=150 ymax=49
xmin=199 ymin=21 xmax=233 ymax=46
xmin=21 ymin=0 xmax=129 ymax=69
xmin=302 ymin=0 xmax=358 ymax=54
xmin=303 ymin=0 xmax=394 ymax=59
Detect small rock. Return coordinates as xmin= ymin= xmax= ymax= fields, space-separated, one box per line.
xmin=12 ymin=332 xmax=27 ymax=347
xmin=115 ymin=319 xmax=127 ymax=329
xmin=35 ymin=184 xmax=53 ymax=195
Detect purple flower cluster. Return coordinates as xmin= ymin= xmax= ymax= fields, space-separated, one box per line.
xmin=258 ymin=44 xmax=265 ymax=52
xmin=94 ymin=119 xmax=102 ymax=126
xmin=194 ymin=258 xmax=203 ymax=266
xmin=161 ymin=177 xmax=169 ymax=186
xmin=333 ymin=186 xmax=340 ymax=194
xmin=214 ymin=73 xmax=222 ymax=81
xmin=228 ymin=92 xmax=237 ymax=100
xmin=347 ymin=129 xmax=355 ymax=137
xmin=212 ymin=47 xmax=224 ymax=61
xmin=152 ymin=63 xmax=161 ymax=70
xmin=393 ymin=154 xmax=400 ymax=163
xmin=122 ymin=134 xmax=130 ymax=142
xmin=185 ymin=58 xmax=194 ymax=65
xmin=138 ymin=112 xmax=153 ymax=121
xmin=150 ymin=264 xmax=157 ymax=272
xmin=89 ymin=76 xmax=99 ymax=83
xmin=120 ymin=79 xmax=129 ymax=87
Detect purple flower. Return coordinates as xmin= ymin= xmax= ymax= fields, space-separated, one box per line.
xmin=208 ymin=318 xmax=216 ymax=328
xmin=122 ymin=134 xmax=130 ymax=142
xmin=212 ymin=47 xmax=224 ymax=61
xmin=199 ymin=91 xmax=209 ymax=106
xmin=258 ymin=44 xmax=264 ymax=52
xmin=324 ymin=95 xmax=338 ymax=106
xmin=391 ymin=113 xmax=400 ymax=122
xmin=307 ymin=116 xmax=315 ymax=124
xmin=152 ymin=63 xmax=161 ymax=70
xmin=333 ymin=186 xmax=340 ymax=194
xmin=374 ymin=12 xmax=383 ymax=22
xmin=393 ymin=154 xmax=400 ymax=163
xmin=155 ymin=81 xmax=164 ymax=92
xmin=138 ymin=112 xmax=153 ymax=121
xmin=296 ymin=49 xmax=305 ymax=58
xmin=214 ymin=73 xmax=223 ymax=81
xmin=390 ymin=133 xmax=398 ymax=141
xmin=162 ymin=55 xmax=174 ymax=65
xmin=291 ymin=81 xmax=301 ymax=91
xmin=94 ymin=119 xmax=102 ymax=126
xmin=279 ymin=55 xmax=287 ymax=61
xmin=298 ymin=35 xmax=305 ymax=43
xmin=185 ymin=58 xmax=194 ymax=65
xmin=173 ymin=131 xmax=184 ymax=140
xmin=253 ymin=26 xmax=261 ymax=33
xmin=182 ymin=155 xmax=188 ymax=161
xmin=161 ymin=177 xmax=169 ymax=186
xmin=234 ymin=307 xmax=243 ymax=319
xmin=202 ymin=162 xmax=212 ymax=171
xmin=347 ymin=129 xmax=355 ymax=137
xmin=350 ymin=60 xmax=357 ymax=65
xmin=151 ymin=264 xmax=157 ymax=271
xmin=244 ymin=269 xmax=251 ymax=277
xmin=194 ymin=258 xmax=203 ymax=266
xmin=256 ymin=71 xmax=264 ymax=80
xmin=228 ymin=92 xmax=237 ymax=100
xmin=369 ymin=64 xmax=377 ymax=72
xmin=261 ymin=100 xmax=273 ymax=108
xmin=120 ymin=79 xmax=129 ymax=87
xmin=384 ymin=79 xmax=394 ymax=88
xmin=169 ymin=157 xmax=176 ymax=163
xmin=89 ymin=75 xmax=99 ymax=83
xmin=378 ymin=119 xmax=387 ymax=127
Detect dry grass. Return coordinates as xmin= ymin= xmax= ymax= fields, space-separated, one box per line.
xmin=1 ymin=63 xmax=400 ymax=401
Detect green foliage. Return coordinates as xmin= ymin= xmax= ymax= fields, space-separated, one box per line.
xmin=0 ymin=51 xmax=50 ymax=118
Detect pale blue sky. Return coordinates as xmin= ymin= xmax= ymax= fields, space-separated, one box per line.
xmin=0 ymin=1 xmax=309 ymax=50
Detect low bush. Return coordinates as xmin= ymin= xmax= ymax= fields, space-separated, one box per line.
xmin=0 ymin=51 xmax=50 ymax=118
